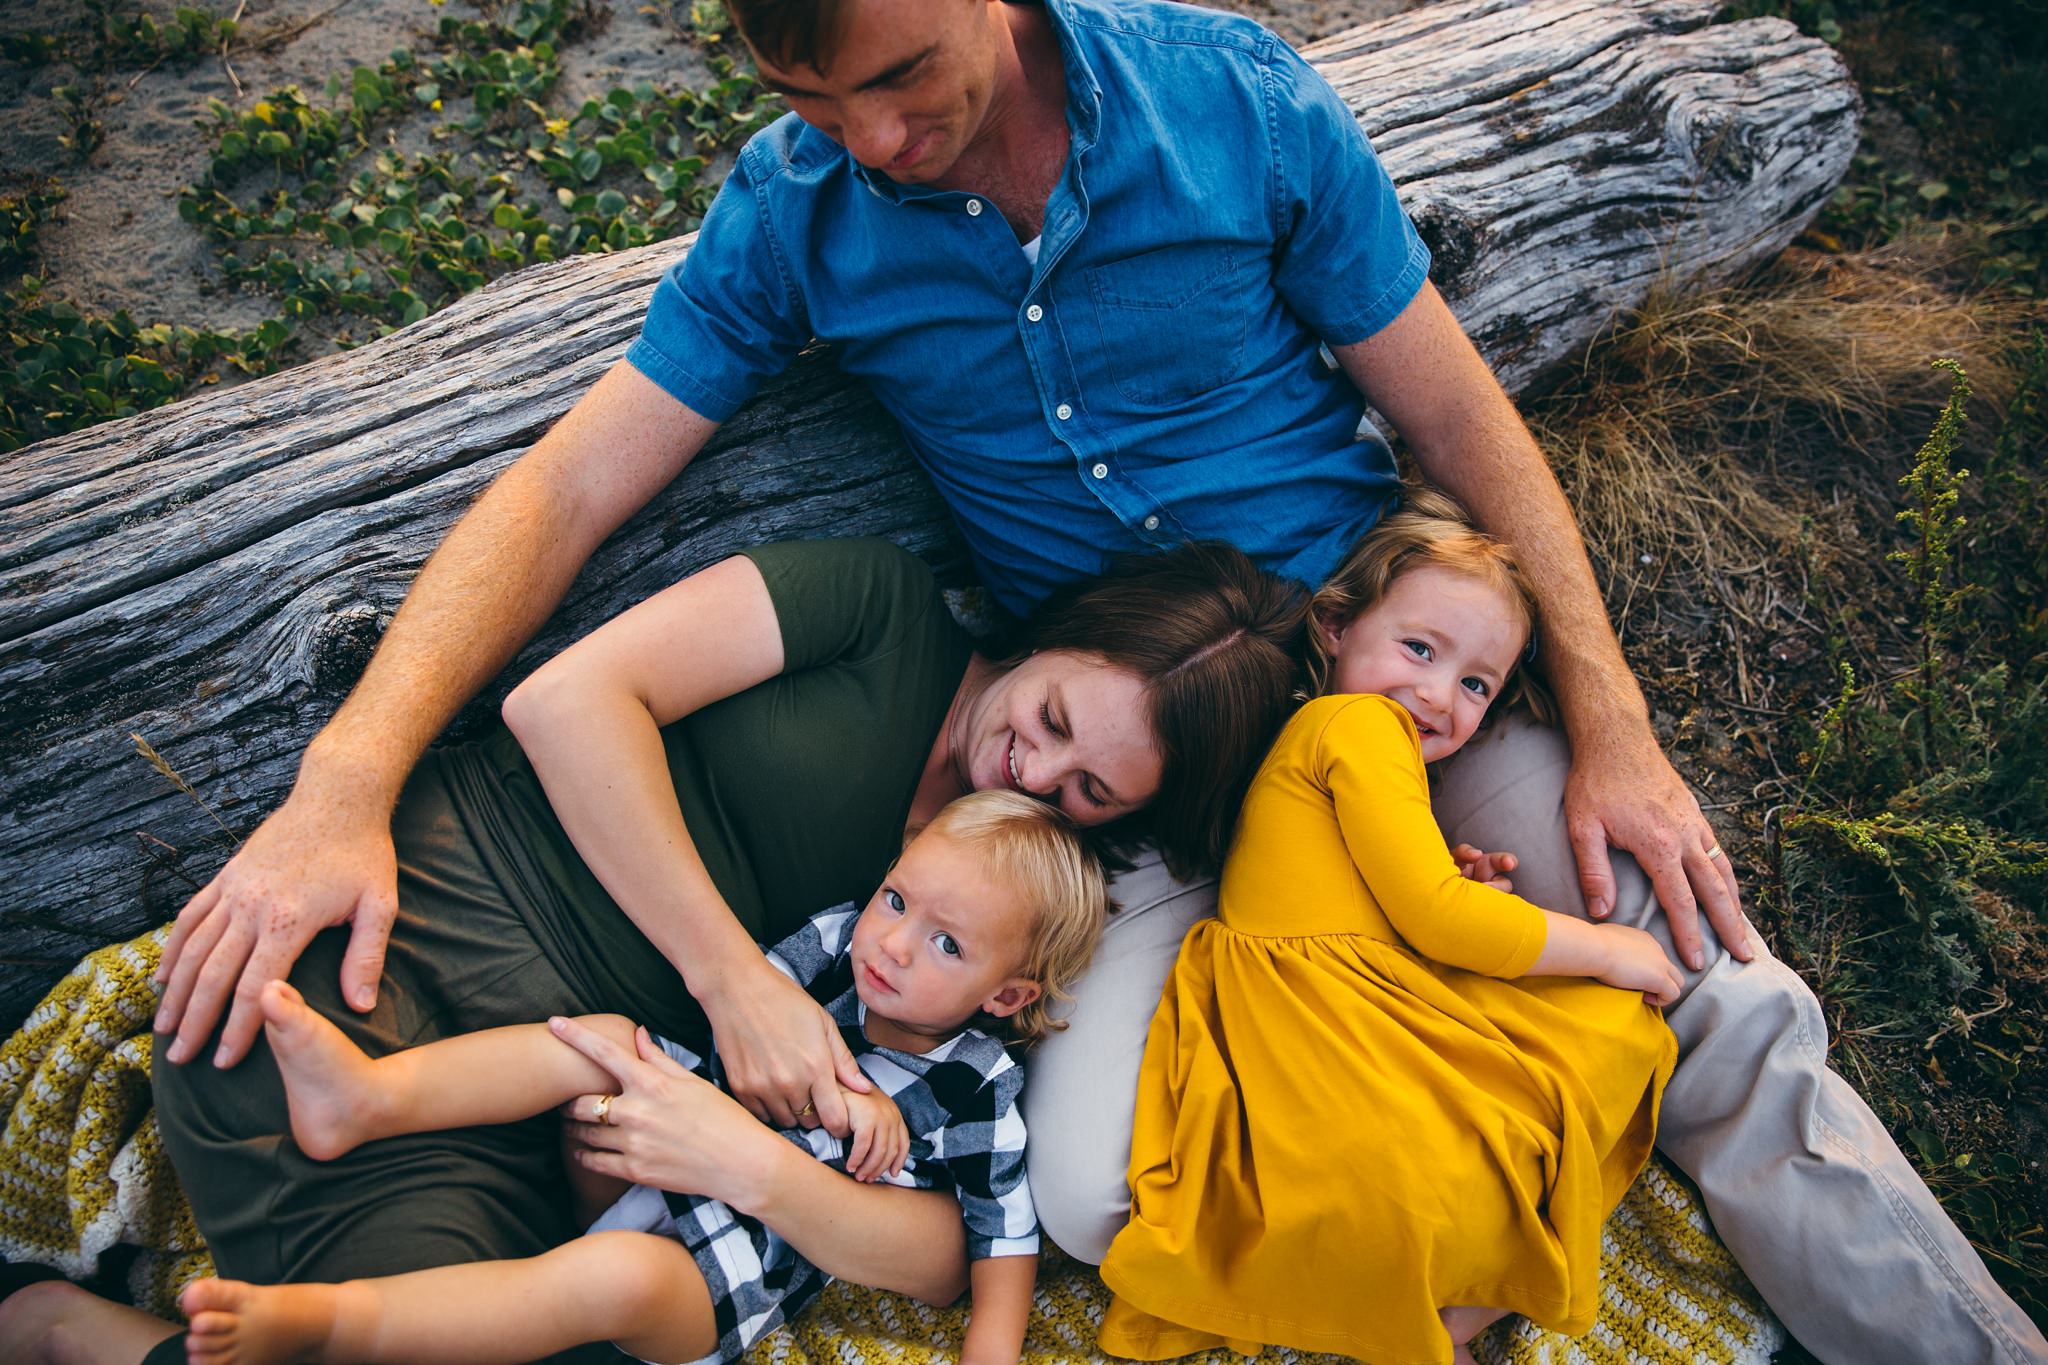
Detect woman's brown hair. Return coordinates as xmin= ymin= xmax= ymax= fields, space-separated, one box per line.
xmin=998 ymin=542 xmax=1306 ymax=879
xmin=1307 ymin=486 xmax=1554 ymax=724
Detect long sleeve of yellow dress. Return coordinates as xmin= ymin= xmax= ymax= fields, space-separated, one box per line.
xmin=1316 ymin=694 xmax=1549 ymax=977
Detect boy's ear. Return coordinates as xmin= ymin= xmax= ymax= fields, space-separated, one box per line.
xmin=981 ymin=980 xmax=1042 ymax=1020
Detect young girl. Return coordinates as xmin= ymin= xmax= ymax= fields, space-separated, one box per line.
xmin=177 ymin=790 xmax=1109 ymax=1365
xmin=1098 ymin=490 xmax=1683 ymax=1365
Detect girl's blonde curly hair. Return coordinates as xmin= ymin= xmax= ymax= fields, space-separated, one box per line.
xmin=1306 ymin=486 xmax=1555 ymax=726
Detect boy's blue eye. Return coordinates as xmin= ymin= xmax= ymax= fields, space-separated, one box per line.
xmin=936 ymin=932 xmax=961 ymax=958
xmin=1462 ymin=676 xmax=1490 ymax=697
xmin=1403 ymin=639 xmax=1432 ymax=661
xmin=885 ymin=889 xmax=905 ymax=913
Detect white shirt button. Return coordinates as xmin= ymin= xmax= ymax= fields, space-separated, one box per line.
xmin=1055 ymin=403 xmax=1073 ymax=421
xmin=1143 ymin=514 xmax=1160 ymax=531
xmin=1026 ymin=304 xmax=1044 ymax=322
xmin=1092 ymin=463 xmax=1109 ymax=480
xmin=965 ymin=199 xmax=983 ymax=216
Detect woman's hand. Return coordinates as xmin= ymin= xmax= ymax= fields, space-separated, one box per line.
xmin=699 ymin=956 xmax=872 ymax=1135
xmin=554 ymin=1018 xmax=791 ymax=1212
xmin=1593 ymin=924 xmax=1685 ymax=1007
xmin=1450 ymin=843 xmax=1517 ymax=893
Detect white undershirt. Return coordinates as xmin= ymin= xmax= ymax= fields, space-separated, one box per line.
xmin=1021 ymin=235 xmax=1042 ymax=266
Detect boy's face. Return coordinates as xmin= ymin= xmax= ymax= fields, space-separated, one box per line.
xmin=1317 ymin=564 xmax=1526 ymax=763
xmin=849 ymin=827 xmax=1041 ymax=1047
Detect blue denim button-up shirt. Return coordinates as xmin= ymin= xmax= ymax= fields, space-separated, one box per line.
xmin=628 ymin=0 xmax=1430 ymax=614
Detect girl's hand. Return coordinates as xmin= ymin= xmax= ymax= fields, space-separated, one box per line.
xmin=1595 ymin=924 xmax=1685 ymax=1006
xmin=699 ymin=956 xmax=872 ymax=1136
xmin=843 ymin=1087 xmax=910 ymax=1183
xmin=1451 ymin=843 xmax=1518 ymax=893
xmin=554 ymin=1018 xmax=792 ymax=1213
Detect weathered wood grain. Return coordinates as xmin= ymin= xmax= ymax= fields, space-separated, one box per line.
xmin=0 ymin=0 xmax=1857 ymax=1025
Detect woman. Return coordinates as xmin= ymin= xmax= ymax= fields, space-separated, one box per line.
xmin=0 ymin=536 xmax=1302 ymax=1365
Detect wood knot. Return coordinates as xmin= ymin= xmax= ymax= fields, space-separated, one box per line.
xmin=1687 ymin=107 xmax=1758 ymax=187
xmin=310 ymin=604 xmax=390 ymax=694
xmin=1409 ymin=200 xmax=1483 ymax=302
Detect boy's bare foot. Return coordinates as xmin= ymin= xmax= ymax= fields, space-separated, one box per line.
xmin=261 ymin=980 xmax=387 ymax=1161
xmin=181 ymin=1279 xmax=346 ymax=1365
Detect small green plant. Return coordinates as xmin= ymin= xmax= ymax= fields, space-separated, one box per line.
xmin=0 ymin=277 xmax=291 ymax=449
xmin=52 ymin=82 xmax=105 ymax=159
xmin=0 ymin=178 xmax=65 ymax=276
xmin=1774 ymin=357 xmax=2048 ymax=1313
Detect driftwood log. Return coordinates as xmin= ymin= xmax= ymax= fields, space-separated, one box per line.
xmin=0 ymin=0 xmax=1858 ymax=1027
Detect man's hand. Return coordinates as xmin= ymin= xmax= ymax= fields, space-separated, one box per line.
xmin=154 ymin=781 xmax=397 ymax=1068
xmin=700 ymin=957 xmax=872 ymax=1136
xmin=843 ymin=1086 xmax=909 ymax=1183
xmin=1565 ymin=730 xmax=1749 ymax=973
xmin=1451 ymin=843 xmax=1518 ymax=893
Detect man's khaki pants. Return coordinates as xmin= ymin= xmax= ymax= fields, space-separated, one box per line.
xmin=1021 ymin=713 xmax=2046 ymax=1365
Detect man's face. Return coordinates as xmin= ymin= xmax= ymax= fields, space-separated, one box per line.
xmin=745 ymin=0 xmax=1004 ymax=183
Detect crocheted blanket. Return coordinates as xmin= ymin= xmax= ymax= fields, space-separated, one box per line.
xmin=1 ymin=928 xmax=1784 ymax=1364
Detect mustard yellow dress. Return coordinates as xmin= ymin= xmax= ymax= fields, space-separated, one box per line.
xmin=1098 ymin=695 xmax=1677 ymax=1364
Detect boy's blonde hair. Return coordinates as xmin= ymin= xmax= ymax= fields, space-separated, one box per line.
xmin=915 ymin=790 xmax=1110 ymax=1047
xmin=1308 ymin=486 xmax=1554 ymax=725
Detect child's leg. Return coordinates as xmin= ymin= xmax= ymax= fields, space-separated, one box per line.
xmin=1440 ymin=1305 xmax=1509 ymax=1365
xmin=181 ymin=1230 xmax=717 ymax=1365
xmin=260 ymin=980 xmax=640 ymax=1161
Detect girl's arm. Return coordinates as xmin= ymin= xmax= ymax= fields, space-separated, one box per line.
xmin=1527 ymin=914 xmax=1684 ymax=1004
xmin=501 ymin=555 xmax=867 ymax=1132
xmin=962 ymin=1256 xmax=1037 ymax=1365
xmin=1322 ymin=697 xmax=1549 ymax=977
xmin=1323 ymin=697 xmax=1681 ymax=999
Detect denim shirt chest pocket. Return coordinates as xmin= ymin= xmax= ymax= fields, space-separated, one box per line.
xmin=1083 ymin=242 xmax=1259 ymax=406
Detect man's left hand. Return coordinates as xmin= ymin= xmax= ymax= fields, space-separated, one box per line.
xmin=1564 ymin=731 xmax=1751 ymax=973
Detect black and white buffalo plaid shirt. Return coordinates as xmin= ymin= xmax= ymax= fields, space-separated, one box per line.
xmin=751 ymin=903 xmax=1038 ymax=1261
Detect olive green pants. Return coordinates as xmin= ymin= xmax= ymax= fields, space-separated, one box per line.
xmin=145 ymin=755 xmax=621 ymax=1365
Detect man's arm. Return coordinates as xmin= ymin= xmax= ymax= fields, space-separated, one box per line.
xmin=155 ymin=361 xmax=720 ymax=1066
xmin=1331 ymin=282 xmax=1749 ymax=970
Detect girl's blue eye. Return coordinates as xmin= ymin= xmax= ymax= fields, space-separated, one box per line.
xmin=885 ymin=890 xmax=905 ymax=913
xmin=1462 ymin=676 xmax=1490 ymax=697
xmin=1403 ymin=640 xmax=1432 ymax=661
xmin=936 ymin=932 xmax=961 ymax=958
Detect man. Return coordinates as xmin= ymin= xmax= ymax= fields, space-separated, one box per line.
xmin=146 ymin=0 xmax=2042 ymax=1360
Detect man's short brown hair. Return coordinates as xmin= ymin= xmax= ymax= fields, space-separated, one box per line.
xmin=725 ymin=0 xmax=855 ymax=73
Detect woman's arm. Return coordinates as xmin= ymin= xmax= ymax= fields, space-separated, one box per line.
xmin=502 ymin=556 xmax=867 ymax=1130
xmin=555 ymin=1018 xmax=970 ymax=1303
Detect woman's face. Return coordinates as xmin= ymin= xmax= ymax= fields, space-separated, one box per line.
xmin=953 ymin=650 xmax=1163 ymax=825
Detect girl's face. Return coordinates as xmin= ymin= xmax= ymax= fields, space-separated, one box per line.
xmin=1317 ymin=564 xmax=1527 ymax=763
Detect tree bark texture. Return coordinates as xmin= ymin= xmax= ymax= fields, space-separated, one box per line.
xmin=0 ymin=0 xmax=1858 ymax=1025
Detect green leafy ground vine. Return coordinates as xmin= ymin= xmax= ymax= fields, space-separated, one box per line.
xmin=2 ymin=0 xmax=781 ymax=450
